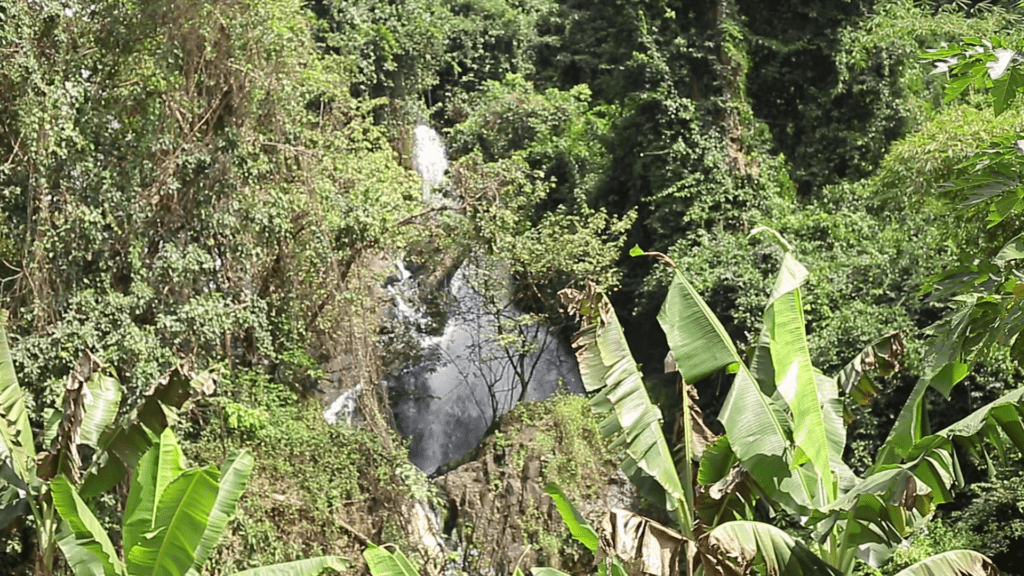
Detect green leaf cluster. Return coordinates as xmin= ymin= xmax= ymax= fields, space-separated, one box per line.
xmin=561 ymin=238 xmax=1021 ymax=575
xmin=0 ymin=313 xmax=207 ymax=574
xmin=53 ymin=427 xmax=349 ymax=576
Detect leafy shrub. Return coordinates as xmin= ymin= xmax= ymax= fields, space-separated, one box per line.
xmin=181 ymin=373 xmax=423 ymax=573
xmin=508 ymin=393 xmax=620 ymax=497
xmin=854 ymin=520 xmax=981 ymax=576
xmin=949 ymin=460 xmax=1024 ymax=574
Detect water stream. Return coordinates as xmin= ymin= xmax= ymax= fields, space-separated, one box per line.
xmin=327 ymin=123 xmax=582 ymax=474
xmin=387 ymin=260 xmax=582 ymax=474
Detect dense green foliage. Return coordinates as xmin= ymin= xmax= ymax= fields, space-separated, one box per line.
xmin=180 ymin=372 xmax=429 ymax=573
xmin=0 ymin=0 xmax=427 ymax=412
xmin=52 ymin=427 xmax=350 ymax=576
xmin=2 ymin=0 xmax=1024 ymax=572
xmin=560 ymin=243 xmax=1020 ymax=575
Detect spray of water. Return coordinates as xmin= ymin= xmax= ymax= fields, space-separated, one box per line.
xmin=323 ymin=384 xmax=364 ymax=426
xmin=411 ymin=124 xmax=448 ymax=199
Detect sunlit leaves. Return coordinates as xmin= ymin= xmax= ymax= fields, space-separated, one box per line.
xmin=561 ymin=284 xmax=690 ymax=529
xmin=544 ymin=482 xmax=599 ymax=551
xmin=54 ymin=429 xmax=343 ymax=576
xmin=919 ymin=36 xmax=1024 ymax=381
xmin=363 ymin=543 xmax=420 ymax=576
xmin=925 ymin=38 xmax=1024 ymax=116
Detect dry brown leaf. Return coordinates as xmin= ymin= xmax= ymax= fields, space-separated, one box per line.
xmin=601 ymin=509 xmax=686 ymax=576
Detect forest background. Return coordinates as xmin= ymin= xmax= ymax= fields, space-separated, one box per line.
xmin=1 ymin=0 xmax=1023 ymax=574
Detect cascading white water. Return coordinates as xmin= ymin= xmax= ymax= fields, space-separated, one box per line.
xmin=390 ymin=265 xmax=581 ymax=474
xmin=323 ymin=383 xmax=363 ymax=426
xmin=411 ymin=124 xmax=449 ymax=199
xmin=328 ymin=122 xmax=581 ymax=474
xmin=396 ymin=124 xmax=582 ymax=474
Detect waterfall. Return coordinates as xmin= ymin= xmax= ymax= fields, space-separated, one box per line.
xmin=323 ymin=384 xmax=363 ymax=427
xmin=327 ymin=123 xmax=582 ymax=475
xmin=388 ymin=263 xmax=582 ymax=474
xmin=411 ymin=123 xmax=449 ymax=199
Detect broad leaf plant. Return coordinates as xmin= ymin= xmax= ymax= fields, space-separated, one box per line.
xmin=552 ymin=231 xmax=1015 ymax=576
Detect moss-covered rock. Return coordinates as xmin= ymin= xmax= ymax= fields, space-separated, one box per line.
xmin=181 ymin=372 xmax=429 ymax=574
xmin=178 ymin=373 xmax=636 ymax=576
xmin=433 ymin=393 xmax=636 ymax=575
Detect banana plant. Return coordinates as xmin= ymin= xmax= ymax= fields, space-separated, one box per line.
xmin=544 ymin=480 xmax=840 ymax=576
xmin=364 ymin=544 xmax=540 ymax=576
xmin=52 ymin=426 xmax=349 ymax=576
xmin=0 ymin=311 xmax=208 ymax=575
xmin=363 ymin=543 xmax=423 ymax=576
xmin=558 ymin=233 xmax=1016 ymax=575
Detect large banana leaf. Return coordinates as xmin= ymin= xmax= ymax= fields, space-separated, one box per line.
xmin=80 ymin=367 xmax=196 ymax=498
xmin=936 ymin=386 xmax=1024 ymax=460
xmin=701 ymin=521 xmax=843 ymax=576
xmin=878 ymin=332 xmax=1021 ymax=473
xmin=658 ymin=268 xmax=792 ymax=464
xmin=80 ymin=369 xmax=123 ymax=448
xmin=561 ymin=285 xmax=689 ymax=529
xmin=56 ymin=530 xmax=112 ymax=576
xmin=657 ymin=262 xmax=813 ymax=515
xmin=155 ymin=430 xmax=186 ymax=510
xmin=189 ymin=450 xmax=254 ymax=573
xmin=892 ymin=550 xmax=1000 ymax=576
xmin=658 ymin=267 xmax=745 ymax=385
xmin=38 ymin=359 xmax=123 ymax=483
xmin=363 ymin=543 xmax=420 ymax=576
xmin=835 ymin=494 xmax=908 ymax=570
xmin=901 ymin=436 xmax=959 ymax=506
xmin=658 ymin=265 xmax=791 ymax=528
xmin=809 ymin=436 xmax=960 ymax=569
xmin=763 ymin=253 xmax=836 ymax=500
xmin=817 ymin=373 xmax=857 ymax=495
xmin=229 ymin=557 xmax=350 ymax=576
xmin=815 ymin=439 xmax=954 ymax=521
xmin=123 ymin=428 xmax=186 ymax=555
xmin=126 ymin=467 xmax=219 ymax=576
xmin=876 ymin=298 xmax=975 ymax=467
xmin=695 ymin=437 xmax=757 ymax=527
xmin=51 ymin=475 xmax=126 ymax=576
xmin=0 ymin=310 xmax=36 ymax=485
xmin=544 ymin=482 xmax=599 ymax=551
xmin=717 ymin=366 xmax=792 ymax=462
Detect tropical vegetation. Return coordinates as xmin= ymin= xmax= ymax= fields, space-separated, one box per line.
xmin=1 ymin=0 xmax=1024 ymax=574
xmin=51 ymin=427 xmax=349 ymax=576
xmin=557 ymin=238 xmax=1017 ymax=575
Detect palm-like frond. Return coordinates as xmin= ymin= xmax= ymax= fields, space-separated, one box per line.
xmin=228 ymin=557 xmax=350 ymax=576
xmin=52 ymin=475 xmax=126 ymax=576
xmin=701 ymin=521 xmax=843 ymax=576
xmin=0 ymin=310 xmax=36 ymax=486
xmin=560 ymin=284 xmax=689 ymax=529
xmin=363 ymin=543 xmax=420 ymax=576
xmin=892 ymin=550 xmax=1000 ymax=576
